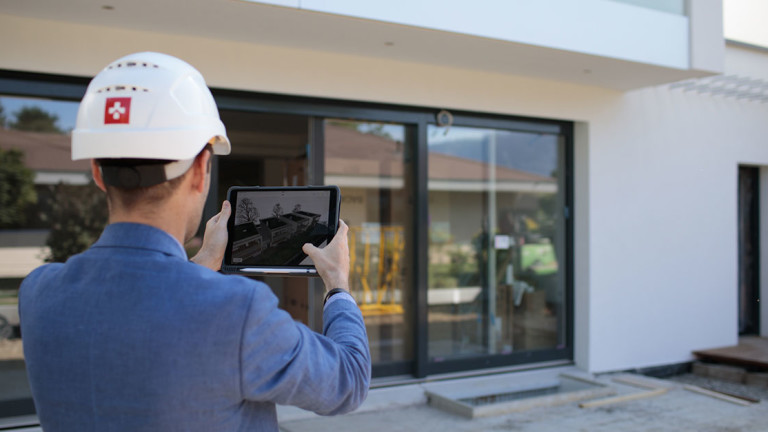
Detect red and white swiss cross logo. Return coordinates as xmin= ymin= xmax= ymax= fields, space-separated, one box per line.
xmin=104 ymin=97 xmax=131 ymax=124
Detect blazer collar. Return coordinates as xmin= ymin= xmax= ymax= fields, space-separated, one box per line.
xmin=92 ymin=223 xmax=187 ymax=259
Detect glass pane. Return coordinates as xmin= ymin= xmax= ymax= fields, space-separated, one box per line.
xmin=325 ymin=119 xmax=413 ymax=365
xmin=427 ymin=124 xmax=566 ymax=362
xmin=0 ymin=96 xmax=102 ymax=418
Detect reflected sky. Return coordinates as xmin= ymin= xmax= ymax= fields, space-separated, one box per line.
xmin=0 ymin=96 xmax=78 ymax=132
xmin=428 ymin=125 xmax=559 ymax=178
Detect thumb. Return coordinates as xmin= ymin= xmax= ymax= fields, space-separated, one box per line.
xmin=302 ymin=243 xmax=318 ymax=256
xmin=212 ymin=200 xmax=231 ymax=224
xmin=219 ymin=200 xmax=231 ymax=220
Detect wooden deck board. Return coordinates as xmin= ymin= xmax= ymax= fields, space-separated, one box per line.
xmin=693 ymin=336 xmax=768 ymax=369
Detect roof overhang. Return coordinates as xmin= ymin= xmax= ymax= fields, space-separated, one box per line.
xmin=0 ymin=0 xmax=722 ymax=90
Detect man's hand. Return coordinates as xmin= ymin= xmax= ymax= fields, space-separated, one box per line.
xmin=190 ymin=200 xmax=231 ymax=271
xmin=303 ymin=220 xmax=350 ymax=292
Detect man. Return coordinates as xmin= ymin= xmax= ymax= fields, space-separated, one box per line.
xmin=19 ymin=52 xmax=370 ymax=431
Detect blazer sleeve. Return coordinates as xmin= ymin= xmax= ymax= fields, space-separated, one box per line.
xmin=239 ymin=286 xmax=371 ymax=415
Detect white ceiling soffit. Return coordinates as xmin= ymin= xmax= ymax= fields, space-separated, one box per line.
xmin=0 ymin=0 xmax=712 ymax=90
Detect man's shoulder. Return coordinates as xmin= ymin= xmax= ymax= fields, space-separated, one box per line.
xmin=21 ymin=262 xmax=65 ymax=289
xmin=21 ymin=252 xmax=270 ymax=300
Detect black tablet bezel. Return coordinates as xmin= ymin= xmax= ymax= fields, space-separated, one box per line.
xmin=222 ymin=185 xmax=341 ymax=276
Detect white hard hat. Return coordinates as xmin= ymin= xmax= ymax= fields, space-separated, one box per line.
xmin=72 ymin=52 xmax=230 ymax=186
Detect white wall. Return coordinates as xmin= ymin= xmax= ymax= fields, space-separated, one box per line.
xmin=588 ymin=88 xmax=738 ymax=371
xmin=725 ymin=44 xmax=768 ymax=80
xmin=689 ymin=0 xmax=725 ymax=72
xmin=1 ymin=14 xmax=764 ymax=372
xmin=724 ymin=0 xmax=768 ymax=48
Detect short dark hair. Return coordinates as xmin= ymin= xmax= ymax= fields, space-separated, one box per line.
xmin=99 ymin=145 xmax=212 ymax=211
xmin=104 ymin=173 xmax=188 ymax=210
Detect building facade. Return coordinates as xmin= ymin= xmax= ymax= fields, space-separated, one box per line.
xmin=2 ymin=0 xmax=767 ymax=425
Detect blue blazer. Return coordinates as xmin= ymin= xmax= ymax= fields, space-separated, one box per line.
xmin=20 ymin=223 xmax=370 ymax=431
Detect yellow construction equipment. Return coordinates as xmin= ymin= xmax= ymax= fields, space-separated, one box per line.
xmin=349 ymin=226 xmax=405 ymax=317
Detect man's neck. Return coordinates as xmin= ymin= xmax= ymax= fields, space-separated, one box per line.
xmin=108 ymin=205 xmax=189 ymax=247
xmin=98 ymin=157 xmax=206 ymax=251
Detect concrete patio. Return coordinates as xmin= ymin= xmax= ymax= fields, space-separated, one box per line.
xmin=278 ymin=366 xmax=768 ymax=432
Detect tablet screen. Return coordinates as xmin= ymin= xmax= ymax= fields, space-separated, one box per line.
xmin=225 ymin=186 xmax=339 ymax=270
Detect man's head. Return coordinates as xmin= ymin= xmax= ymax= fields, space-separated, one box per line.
xmin=71 ymin=52 xmax=230 ymax=239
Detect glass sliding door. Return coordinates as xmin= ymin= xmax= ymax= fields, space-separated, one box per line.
xmin=210 ymin=91 xmax=572 ymax=377
xmin=427 ymin=124 xmax=567 ymax=364
xmin=324 ymin=119 xmax=414 ymax=370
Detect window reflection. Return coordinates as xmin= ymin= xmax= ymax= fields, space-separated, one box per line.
xmin=427 ymin=125 xmax=565 ymax=361
xmin=0 ymin=95 xmax=104 ymax=417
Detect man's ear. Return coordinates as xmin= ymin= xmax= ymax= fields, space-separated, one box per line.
xmin=91 ymin=160 xmax=107 ymax=192
xmin=190 ymin=149 xmax=212 ymax=194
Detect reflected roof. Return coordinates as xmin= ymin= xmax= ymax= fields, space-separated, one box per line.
xmin=0 ymin=128 xmax=88 ymax=172
xmin=0 ymin=123 xmax=555 ymax=184
xmin=325 ymin=124 xmax=554 ymax=183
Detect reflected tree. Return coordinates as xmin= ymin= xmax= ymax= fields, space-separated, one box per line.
xmin=535 ymin=193 xmax=557 ymax=240
xmin=43 ymin=182 xmax=108 ymax=263
xmin=0 ymin=148 xmax=37 ymax=228
xmin=9 ymin=106 xmax=62 ymax=133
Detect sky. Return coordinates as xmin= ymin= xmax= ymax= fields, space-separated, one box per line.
xmin=723 ymin=0 xmax=768 ymax=48
xmin=0 ymin=95 xmax=78 ymax=132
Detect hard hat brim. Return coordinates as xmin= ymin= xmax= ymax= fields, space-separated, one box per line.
xmin=72 ymin=128 xmax=230 ymax=161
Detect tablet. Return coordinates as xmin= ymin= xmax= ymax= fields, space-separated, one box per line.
xmin=221 ymin=186 xmax=341 ymax=277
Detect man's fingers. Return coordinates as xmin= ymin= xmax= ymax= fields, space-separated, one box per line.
xmin=330 ymin=220 xmax=349 ymax=246
xmin=304 ymin=220 xmax=348 ymax=254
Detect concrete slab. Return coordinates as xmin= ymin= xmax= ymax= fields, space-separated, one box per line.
xmin=426 ymin=373 xmax=614 ymax=418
